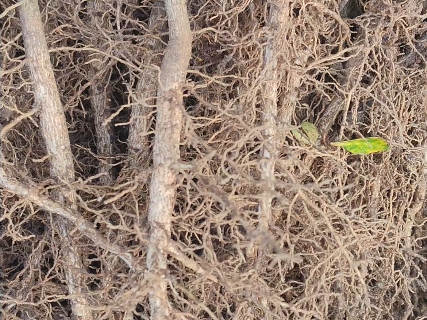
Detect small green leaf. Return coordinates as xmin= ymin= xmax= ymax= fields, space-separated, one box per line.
xmin=331 ymin=137 xmax=389 ymax=155
xmin=301 ymin=122 xmax=319 ymax=144
xmin=292 ymin=122 xmax=319 ymax=145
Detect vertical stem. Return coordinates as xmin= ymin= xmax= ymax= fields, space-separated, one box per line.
xmin=258 ymin=1 xmax=289 ymax=238
xmin=146 ymin=0 xmax=192 ymax=318
xmin=19 ymin=1 xmax=92 ymax=318
xmin=128 ymin=1 xmax=166 ymax=164
xmin=87 ymin=0 xmax=114 ymax=185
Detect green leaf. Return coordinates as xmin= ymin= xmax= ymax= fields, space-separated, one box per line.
xmin=292 ymin=122 xmax=319 ymax=145
xmin=301 ymin=122 xmax=319 ymax=144
xmin=331 ymin=137 xmax=389 ymax=155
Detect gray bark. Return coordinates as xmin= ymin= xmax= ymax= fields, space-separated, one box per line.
xmin=146 ymin=0 xmax=192 ymax=318
xmin=19 ymin=1 xmax=93 ymax=319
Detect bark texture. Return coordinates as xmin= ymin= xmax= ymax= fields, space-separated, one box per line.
xmin=146 ymin=0 xmax=192 ymax=318
xmin=128 ymin=1 xmax=166 ymax=163
xmin=258 ymin=3 xmax=286 ymax=231
xmin=87 ymin=0 xmax=114 ymax=185
xmin=19 ymin=1 xmax=92 ymax=319
xmin=254 ymin=1 xmax=291 ymax=261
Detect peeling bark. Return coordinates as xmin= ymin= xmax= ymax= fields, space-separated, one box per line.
xmin=276 ymin=1 xmax=304 ymax=139
xmin=146 ymin=0 xmax=192 ymax=318
xmin=87 ymin=0 xmax=114 ymax=185
xmin=128 ymin=1 xmax=166 ymax=164
xmin=19 ymin=1 xmax=92 ymax=319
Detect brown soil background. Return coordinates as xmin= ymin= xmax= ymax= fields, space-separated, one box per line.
xmin=1 ymin=0 xmax=427 ymax=319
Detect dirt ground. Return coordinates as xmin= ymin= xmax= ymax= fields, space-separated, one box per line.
xmin=1 ymin=0 xmax=427 ymax=319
